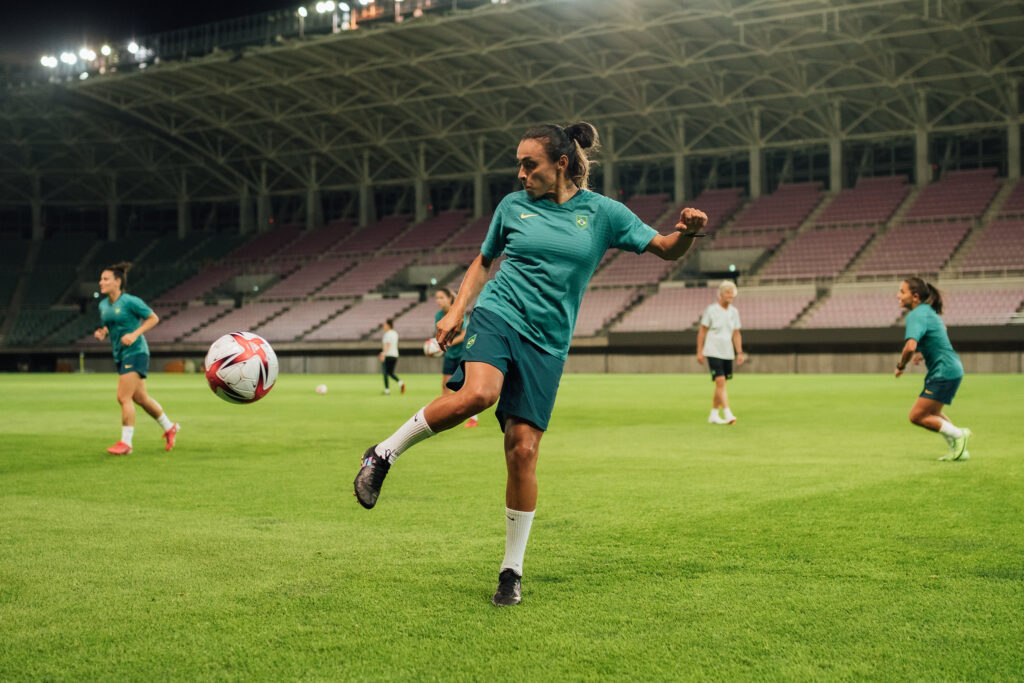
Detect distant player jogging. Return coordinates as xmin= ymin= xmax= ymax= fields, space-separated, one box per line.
xmin=93 ymin=262 xmax=179 ymax=455
xmin=696 ymin=280 xmax=744 ymax=424
xmin=379 ymin=318 xmax=405 ymax=395
xmin=353 ymin=122 xmax=708 ymax=606
xmin=894 ymin=277 xmax=971 ymax=460
xmin=434 ymin=288 xmax=477 ymax=427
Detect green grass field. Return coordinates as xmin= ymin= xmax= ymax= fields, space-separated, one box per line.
xmin=1 ymin=372 xmax=1022 ymax=680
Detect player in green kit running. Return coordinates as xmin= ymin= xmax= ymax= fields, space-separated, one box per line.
xmin=93 ymin=262 xmax=179 ymax=455
xmin=434 ymin=287 xmax=478 ymax=427
xmin=894 ymin=277 xmax=971 ymax=461
xmin=354 ymin=122 xmax=708 ymax=606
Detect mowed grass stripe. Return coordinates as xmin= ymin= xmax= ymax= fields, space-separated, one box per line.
xmin=1 ymin=373 xmax=1021 ymax=680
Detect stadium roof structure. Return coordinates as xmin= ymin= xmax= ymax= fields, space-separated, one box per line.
xmin=1 ymin=0 xmax=1022 ymax=207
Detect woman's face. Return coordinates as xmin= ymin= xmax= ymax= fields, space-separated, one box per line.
xmin=435 ymin=290 xmax=452 ymax=311
xmin=517 ymin=137 xmax=564 ymax=200
xmin=99 ymin=270 xmax=120 ymax=295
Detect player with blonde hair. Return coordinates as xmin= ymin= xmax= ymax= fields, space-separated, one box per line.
xmin=697 ymin=280 xmax=744 ymax=424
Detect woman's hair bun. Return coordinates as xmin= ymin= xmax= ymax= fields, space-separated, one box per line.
xmin=564 ymin=122 xmax=598 ymax=150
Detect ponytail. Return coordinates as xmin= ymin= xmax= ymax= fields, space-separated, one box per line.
xmin=105 ymin=261 xmax=132 ymax=293
xmin=904 ymin=276 xmax=943 ymax=314
xmin=521 ymin=122 xmax=600 ymax=191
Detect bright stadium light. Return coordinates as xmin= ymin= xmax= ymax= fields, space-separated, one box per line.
xmin=358 ymin=0 xmax=369 ymax=5
xmin=60 ymin=52 xmax=77 ymax=65
xmin=79 ymin=47 xmax=97 ymax=61
xmin=324 ymin=0 xmax=335 ymax=10
xmin=127 ymin=41 xmax=139 ymax=54
xmin=338 ymin=2 xmax=350 ymax=10
xmin=297 ymin=5 xmax=308 ymax=16
xmin=79 ymin=72 xmax=89 ymax=80
xmin=315 ymin=1 xmax=324 ymax=11
xmin=40 ymin=55 xmax=58 ymax=68
xmin=100 ymin=44 xmax=112 ymax=56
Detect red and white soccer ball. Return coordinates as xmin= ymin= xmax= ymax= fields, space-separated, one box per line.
xmin=204 ymin=331 xmax=279 ymax=404
xmin=423 ymin=337 xmax=444 ymax=358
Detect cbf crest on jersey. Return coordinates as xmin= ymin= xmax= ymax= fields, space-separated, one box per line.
xmin=575 ymin=214 xmax=589 ymax=229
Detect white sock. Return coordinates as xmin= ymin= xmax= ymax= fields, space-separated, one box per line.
xmin=156 ymin=414 xmax=173 ymax=431
xmin=121 ymin=426 xmax=134 ymax=446
xmin=938 ymin=420 xmax=963 ymax=439
xmin=501 ymin=507 xmax=535 ymax=576
xmin=375 ymin=407 xmax=435 ymax=464
xmin=709 ymin=408 xmax=721 ymax=419
xmin=723 ymin=408 xmax=736 ymax=419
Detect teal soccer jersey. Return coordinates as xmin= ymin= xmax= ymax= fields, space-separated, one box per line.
xmin=476 ymin=189 xmax=657 ymax=360
xmin=904 ymin=303 xmax=963 ymax=380
xmin=435 ymin=309 xmax=468 ymax=360
xmin=99 ymin=293 xmax=153 ymax=363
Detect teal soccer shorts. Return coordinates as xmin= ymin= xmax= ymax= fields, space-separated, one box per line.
xmin=445 ymin=308 xmax=564 ymax=432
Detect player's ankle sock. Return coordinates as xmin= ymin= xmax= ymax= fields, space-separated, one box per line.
xmin=156 ymin=414 xmax=173 ymax=431
xmin=709 ymin=408 xmax=721 ymax=420
xmin=938 ymin=421 xmax=963 ymax=439
xmin=375 ymin=407 xmax=434 ymax=463
xmin=723 ymin=408 xmax=736 ymax=420
xmin=121 ymin=426 xmax=134 ymax=447
xmin=500 ymin=507 xmax=535 ymax=576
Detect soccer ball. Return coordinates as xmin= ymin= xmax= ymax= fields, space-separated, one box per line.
xmin=204 ymin=331 xmax=279 ymax=404
xmin=423 ymin=337 xmax=444 ymax=358
xmin=315 ymin=384 xmax=328 ymax=394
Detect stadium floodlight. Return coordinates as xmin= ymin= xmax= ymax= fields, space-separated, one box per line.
xmin=40 ymin=56 xmax=58 ymax=68
xmin=60 ymin=52 xmax=77 ymax=65
xmin=297 ymin=6 xmax=308 ymax=16
xmin=127 ymin=41 xmax=139 ymax=54
xmin=101 ymin=44 xmax=112 ymax=56
xmin=79 ymin=72 xmax=89 ymax=80
xmin=358 ymin=0 xmax=369 ymax=5
xmin=79 ymin=48 xmax=97 ymax=61
xmin=324 ymin=0 xmax=335 ymax=10
xmin=338 ymin=2 xmax=350 ymax=10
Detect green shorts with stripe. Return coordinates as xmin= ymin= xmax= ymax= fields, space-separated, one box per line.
xmin=116 ymin=353 xmax=149 ymax=378
xmin=445 ymin=307 xmax=564 ymax=432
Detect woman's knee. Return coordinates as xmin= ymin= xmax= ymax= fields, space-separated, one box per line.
xmin=506 ymin=440 xmax=539 ymax=471
xmin=460 ymin=385 xmax=498 ymax=413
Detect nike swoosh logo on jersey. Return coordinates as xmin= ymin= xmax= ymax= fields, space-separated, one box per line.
xmin=124 ymin=365 xmax=133 ymax=369
xmin=520 ymin=213 xmax=539 ymax=219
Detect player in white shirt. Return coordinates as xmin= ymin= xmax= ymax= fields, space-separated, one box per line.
xmin=379 ymin=318 xmax=405 ymax=395
xmin=696 ymin=280 xmax=744 ymax=424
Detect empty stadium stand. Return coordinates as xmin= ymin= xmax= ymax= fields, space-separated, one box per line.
xmin=143 ymin=304 xmax=232 ymax=343
xmin=855 ymin=222 xmax=971 ymax=278
xmin=332 ymin=215 xmax=411 ymax=254
xmin=902 ymin=168 xmax=1002 ymax=221
xmin=574 ymin=288 xmax=641 ymax=337
xmin=728 ymin=182 xmax=823 ymax=232
xmin=815 ymin=176 xmax=911 ymax=227
xmin=303 ymin=297 xmax=417 ymax=341
xmin=314 ymin=253 xmax=418 ymax=298
xmin=612 ymin=287 xmax=712 ymax=332
xmin=681 ymin=187 xmax=746 ymax=235
xmin=997 ymin=178 xmax=1024 ymax=216
xmin=799 ymin=289 xmax=903 ymax=328
xmin=758 ymin=227 xmax=875 ymax=281
xmin=957 ymin=219 xmax=1024 ymax=276
xmin=386 ymin=210 xmax=470 ymax=252
xmin=253 ymin=300 xmax=349 ymax=342
xmin=181 ymin=302 xmax=288 ymax=342
xmin=274 ymin=219 xmax=356 ymax=259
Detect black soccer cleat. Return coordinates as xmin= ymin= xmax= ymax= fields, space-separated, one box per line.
xmin=353 ymin=445 xmax=391 ymax=509
xmin=492 ymin=568 xmax=522 ymax=607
